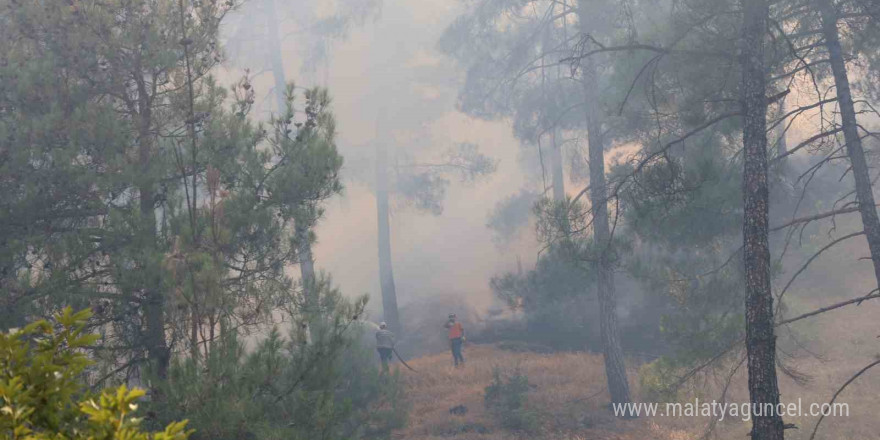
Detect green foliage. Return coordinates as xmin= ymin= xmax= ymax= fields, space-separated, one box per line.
xmin=438 ymin=0 xmax=585 ymax=137
xmin=486 ymin=190 xmax=539 ymax=246
xmin=146 ymin=285 xmax=407 ymax=440
xmin=491 ymin=247 xmax=592 ymax=311
xmin=0 ymin=0 xmax=345 ymax=377
xmin=490 ymin=197 xmax=664 ymax=352
xmin=483 ymin=367 xmax=537 ymax=433
xmin=615 ymin=134 xmax=743 ymax=249
xmin=490 ymin=247 xmax=599 ymax=350
xmin=393 ymin=143 xmax=497 ymax=216
xmin=637 ymin=357 xmax=683 ymax=403
xmin=0 ymin=308 xmax=191 ymax=440
xmin=615 ymin=132 xmax=746 ymax=368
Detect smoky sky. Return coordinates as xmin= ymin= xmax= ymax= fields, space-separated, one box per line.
xmin=217 ymin=0 xmax=880 ymax=323
xmin=219 ymin=0 xmax=550 ymax=317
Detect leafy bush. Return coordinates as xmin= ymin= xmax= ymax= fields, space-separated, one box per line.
xmin=148 ymin=289 xmax=407 ymax=440
xmin=488 ymin=246 xmax=665 ymax=354
xmin=489 ymin=249 xmax=599 ymax=351
xmin=483 ymin=367 xmax=537 ymax=432
xmin=617 ymin=136 xmax=746 ymax=368
xmin=637 ymin=357 xmax=683 ymax=403
xmin=0 ymin=308 xmax=191 ymax=440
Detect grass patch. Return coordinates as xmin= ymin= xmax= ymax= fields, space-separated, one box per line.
xmin=484 ymin=367 xmax=539 ymax=432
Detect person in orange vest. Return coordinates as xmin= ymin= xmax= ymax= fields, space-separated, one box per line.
xmin=444 ymin=313 xmax=465 ymax=367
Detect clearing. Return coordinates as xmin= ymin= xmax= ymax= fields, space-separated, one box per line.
xmin=391 ymin=344 xmax=690 ymax=440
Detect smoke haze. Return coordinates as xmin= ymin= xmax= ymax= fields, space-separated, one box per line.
xmin=221 ymin=0 xmax=548 ymax=318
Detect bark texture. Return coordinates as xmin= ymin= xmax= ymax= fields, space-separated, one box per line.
xmin=775 ymin=97 xmax=788 ymax=159
xmin=582 ymin=59 xmax=632 ymax=406
xmin=819 ymin=0 xmax=880 ymax=289
xmin=138 ymin=100 xmax=169 ymax=380
xmin=551 ymin=129 xmax=566 ymax=202
xmin=741 ymin=0 xmax=784 ymax=437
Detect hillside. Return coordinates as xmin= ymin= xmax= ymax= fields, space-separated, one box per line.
xmin=391 ymin=344 xmax=689 ymax=440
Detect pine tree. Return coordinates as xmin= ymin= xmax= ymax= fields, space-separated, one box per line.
xmin=0 ymin=0 xmax=343 ymax=386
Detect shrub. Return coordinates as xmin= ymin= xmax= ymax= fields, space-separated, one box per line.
xmin=148 ymin=290 xmax=407 ymax=440
xmin=0 ymin=307 xmax=191 ymax=440
xmin=483 ymin=367 xmax=537 ymax=432
xmin=361 ymin=368 xmax=408 ymax=439
xmin=638 ymin=357 xmax=683 ymax=403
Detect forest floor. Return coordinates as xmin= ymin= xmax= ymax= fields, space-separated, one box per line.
xmin=390 ymin=344 xmax=691 ymax=440
xmin=388 ymin=237 xmax=880 ymax=439
xmin=389 ymin=318 xmax=880 ymax=440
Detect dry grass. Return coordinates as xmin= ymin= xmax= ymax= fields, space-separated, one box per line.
xmin=385 ymin=226 xmax=880 ymax=439
xmin=391 ymin=330 xmax=880 ymax=440
xmin=391 ymin=344 xmax=690 ymax=440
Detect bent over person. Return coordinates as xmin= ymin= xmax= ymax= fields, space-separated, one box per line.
xmin=444 ymin=313 xmax=465 ymax=367
xmin=375 ymin=322 xmax=395 ymax=373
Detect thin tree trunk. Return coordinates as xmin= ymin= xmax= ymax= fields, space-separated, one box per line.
xmin=740 ymin=0 xmax=784 ymax=437
xmin=542 ymin=17 xmax=568 ymax=234
xmin=138 ymin=106 xmax=169 ymax=380
xmin=266 ymin=0 xmax=288 ymax=113
xmin=208 ymin=314 xmax=215 ymax=352
xmin=376 ymin=137 xmax=401 ymax=334
xmin=819 ymin=0 xmax=880 ymax=289
xmin=265 ymin=0 xmax=320 ymax=315
xmin=178 ymin=0 xmax=205 ymax=363
xmin=142 ymin=211 xmax=168 ymax=379
xmin=541 ymin=16 xmax=565 ymax=204
xmin=551 ymin=128 xmax=572 ymax=237
xmin=775 ymin=97 xmax=788 ymax=159
xmin=190 ymin=311 xmax=199 ymax=359
xmin=551 ymin=129 xmax=565 ymax=202
xmin=582 ymin=58 xmax=632 ymax=407
xmin=296 ymin=222 xmax=318 ymax=314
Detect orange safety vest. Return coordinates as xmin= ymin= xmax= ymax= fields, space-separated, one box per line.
xmin=448 ymin=322 xmax=463 ymax=339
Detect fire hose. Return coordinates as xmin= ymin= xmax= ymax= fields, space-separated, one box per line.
xmin=392 ymin=347 xmax=417 ymax=372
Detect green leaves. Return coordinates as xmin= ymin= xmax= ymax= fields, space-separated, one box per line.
xmin=143 ymin=285 xmax=405 ymax=440
xmin=79 ymin=385 xmax=192 ymax=440
xmin=1 ymin=0 xmax=346 ymax=383
xmin=0 ymin=308 xmax=192 ymax=440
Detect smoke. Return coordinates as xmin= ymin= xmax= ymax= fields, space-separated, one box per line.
xmin=218 ymin=0 xmax=538 ymax=328
xmin=217 ymin=0 xmax=880 ymax=363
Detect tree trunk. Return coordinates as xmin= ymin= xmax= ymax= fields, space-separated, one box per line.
xmin=775 ymin=97 xmax=788 ymax=159
xmin=266 ymin=0 xmax=288 ymax=113
xmin=740 ymin=0 xmax=784 ymax=438
xmin=551 ymin=128 xmax=572 ymax=237
xmin=819 ymin=0 xmax=880 ymax=289
xmin=582 ymin=59 xmax=632 ymax=407
xmin=376 ymin=138 xmax=401 ymax=334
xmin=295 ymin=221 xmax=318 ymax=313
xmin=138 ymin=107 xmax=169 ymax=380
xmin=265 ymin=0 xmax=320 ymax=314
xmin=551 ymin=129 xmax=565 ymax=202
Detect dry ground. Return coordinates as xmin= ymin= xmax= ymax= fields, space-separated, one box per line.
xmin=390 ymin=336 xmax=880 ymax=440
xmin=387 ymin=230 xmax=880 ymax=439
xmin=391 ymin=344 xmax=690 ymax=440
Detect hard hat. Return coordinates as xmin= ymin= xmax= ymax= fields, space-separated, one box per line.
xmin=379 ymin=322 xmax=387 ymax=328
